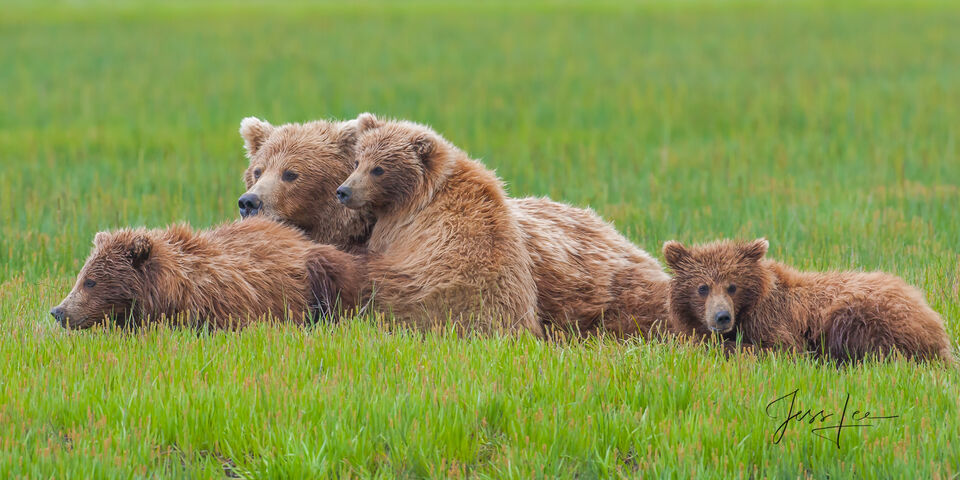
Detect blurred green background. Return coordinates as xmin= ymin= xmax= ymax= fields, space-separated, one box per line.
xmin=1 ymin=1 xmax=957 ymax=477
xmin=4 ymin=1 xmax=958 ymax=284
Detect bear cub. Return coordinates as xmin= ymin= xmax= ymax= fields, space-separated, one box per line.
xmin=336 ymin=114 xmax=541 ymax=336
xmin=51 ymin=217 xmax=364 ymax=329
xmin=663 ymin=238 xmax=953 ymax=363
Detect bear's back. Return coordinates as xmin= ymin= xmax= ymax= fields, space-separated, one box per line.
xmin=172 ymin=218 xmax=317 ymax=325
xmin=510 ymin=197 xmax=668 ymax=332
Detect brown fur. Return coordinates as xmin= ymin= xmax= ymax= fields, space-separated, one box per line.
xmin=239 ymin=117 xmax=374 ymax=252
xmin=663 ymin=238 xmax=954 ymax=363
xmin=338 ymin=114 xmax=542 ymax=336
xmin=511 ymin=197 xmax=670 ymax=337
xmin=238 ymin=115 xmax=670 ymax=337
xmin=51 ymin=218 xmax=364 ymax=329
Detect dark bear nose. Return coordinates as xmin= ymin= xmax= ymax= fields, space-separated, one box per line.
xmin=238 ymin=193 xmax=263 ymax=217
xmin=50 ymin=306 xmax=65 ymax=322
xmin=715 ymin=310 xmax=732 ymax=325
xmin=336 ymin=186 xmax=352 ymax=204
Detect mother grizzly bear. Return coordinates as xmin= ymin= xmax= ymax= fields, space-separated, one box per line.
xmin=238 ymin=114 xmax=669 ymax=337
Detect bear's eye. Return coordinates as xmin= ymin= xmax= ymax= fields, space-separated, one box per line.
xmin=84 ymin=279 xmax=96 ymax=289
xmin=697 ymin=285 xmax=709 ymax=296
xmin=370 ymin=166 xmax=384 ymax=177
xmin=282 ymin=170 xmax=299 ymax=182
xmin=253 ymin=168 xmax=262 ymax=179
xmin=353 ymin=161 xmax=359 ymax=169
xmin=727 ymin=284 xmax=737 ymax=294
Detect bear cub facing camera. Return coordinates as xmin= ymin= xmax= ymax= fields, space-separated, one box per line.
xmin=663 ymin=238 xmax=953 ymax=363
xmin=51 ymin=217 xmax=365 ymax=329
xmin=337 ymin=114 xmax=542 ymax=337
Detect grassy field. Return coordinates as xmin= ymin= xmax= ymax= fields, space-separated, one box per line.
xmin=2 ymin=1 xmax=959 ymax=477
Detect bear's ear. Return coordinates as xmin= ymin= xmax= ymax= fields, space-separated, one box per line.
xmin=128 ymin=234 xmax=152 ymax=269
xmin=662 ymin=241 xmax=689 ymax=269
xmin=239 ymin=117 xmax=274 ymax=158
xmin=412 ymin=133 xmax=435 ymax=162
xmin=356 ymin=112 xmax=382 ymax=133
xmin=336 ymin=122 xmax=359 ymax=150
xmin=93 ymin=231 xmax=110 ymax=247
xmin=739 ymin=238 xmax=769 ymax=262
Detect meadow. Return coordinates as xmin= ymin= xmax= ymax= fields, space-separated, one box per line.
xmin=1 ymin=1 xmax=958 ymax=477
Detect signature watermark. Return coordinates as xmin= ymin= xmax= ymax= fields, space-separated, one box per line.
xmin=765 ymin=388 xmax=899 ymax=448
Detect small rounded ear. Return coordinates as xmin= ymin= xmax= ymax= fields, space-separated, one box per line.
xmin=239 ymin=117 xmax=274 ymax=158
xmin=662 ymin=241 xmax=689 ymax=269
xmin=336 ymin=121 xmax=359 ymax=150
xmin=93 ymin=231 xmax=110 ymax=247
xmin=356 ymin=112 xmax=381 ymax=133
xmin=412 ymin=133 xmax=435 ymax=162
xmin=740 ymin=238 xmax=769 ymax=262
xmin=128 ymin=234 xmax=152 ymax=269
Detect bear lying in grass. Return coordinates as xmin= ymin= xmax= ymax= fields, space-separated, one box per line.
xmin=50 ymin=217 xmax=365 ymax=329
xmin=238 ymin=115 xmax=669 ymax=337
xmin=663 ymin=238 xmax=953 ymax=363
xmin=336 ymin=114 xmax=542 ymax=336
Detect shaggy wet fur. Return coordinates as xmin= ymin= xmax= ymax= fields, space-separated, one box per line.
xmin=52 ymin=218 xmax=365 ymax=329
xmin=663 ymin=238 xmax=954 ymax=363
xmin=239 ymin=117 xmax=375 ymax=252
xmin=240 ymin=114 xmax=670 ymax=337
xmin=339 ymin=114 xmax=542 ymax=336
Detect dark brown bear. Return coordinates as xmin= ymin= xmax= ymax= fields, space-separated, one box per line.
xmin=50 ymin=218 xmax=365 ymax=329
xmin=663 ymin=238 xmax=954 ymax=363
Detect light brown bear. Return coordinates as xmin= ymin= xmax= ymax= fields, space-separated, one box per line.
xmin=238 ymin=115 xmax=669 ymax=337
xmin=238 ymin=117 xmax=374 ymax=252
xmin=662 ymin=238 xmax=954 ymax=363
xmin=50 ymin=217 xmax=365 ymax=329
xmin=336 ymin=114 xmax=542 ymax=336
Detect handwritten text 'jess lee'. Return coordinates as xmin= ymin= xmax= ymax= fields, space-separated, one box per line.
xmin=765 ymin=388 xmax=899 ymax=448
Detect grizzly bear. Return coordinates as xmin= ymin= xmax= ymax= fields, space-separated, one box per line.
xmin=336 ymin=114 xmax=542 ymax=336
xmin=663 ymin=238 xmax=953 ymax=363
xmin=238 ymin=116 xmax=374 ymax=252
xmin=238 ymin=115 xmax=671 ymax=337
xmin=50 ymin=217 xmax=365 ymax=329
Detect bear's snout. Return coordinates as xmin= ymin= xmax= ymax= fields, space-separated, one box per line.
xmin=50 ymin=305 xmax=66 ymax=324
xmin=336 ymin=185 xmax=352 ymax=204
xmin=50 ymin=304 xmax=82 ymax=328
xmin=238 ymin=193 xmax=263 ymax=217
xmin=713 ymin=310 xmax=732 ymax=332
xmin=704 ymin=294 xmax=735 ymax=333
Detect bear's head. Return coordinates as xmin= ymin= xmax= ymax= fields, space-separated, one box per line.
xmin=50 ymin=230 xmax=153 ymax=329
xmin=238 ymin=116 xmax=374 ymax=249
xmin=662 ymin=238 xmax=770 ymax=335
xmin=336 ymin=113 xmax=456 ymax=215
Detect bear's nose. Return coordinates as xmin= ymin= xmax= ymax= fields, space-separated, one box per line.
xmin=50 ymin=306 xmax=65 ymax=323
xmin=714 ymin=310 xmax=732 ymax=325
xmin=336 ymin=186 xmax=352 ymax=204
xmin=238 ymin=193 xmax=263 ymax=218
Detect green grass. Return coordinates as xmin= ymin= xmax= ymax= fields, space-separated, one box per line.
xmin=2 ymin=1 xmax=959 ymax=477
